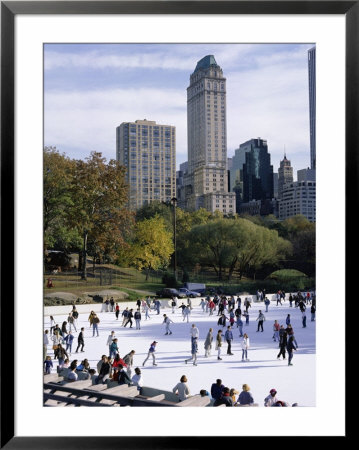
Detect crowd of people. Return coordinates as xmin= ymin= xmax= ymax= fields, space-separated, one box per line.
xmin=44 ymin=290 xmax=315 ymax=406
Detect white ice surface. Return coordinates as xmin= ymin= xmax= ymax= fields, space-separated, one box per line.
xmin=44 ymin=300 xmax=315 ymax=406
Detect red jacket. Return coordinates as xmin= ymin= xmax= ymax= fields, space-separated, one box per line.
xmin=112 ymin=358 xmax=127 ymax=368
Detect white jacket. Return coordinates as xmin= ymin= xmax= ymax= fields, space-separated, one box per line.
xmin=107 ymin=334 xmax=115 ymax=346
xmin=190 ymin=327 xmax=199 ymax=338
xmin=241 ymin=337 xmax=250 ymax=349
xmin=264 ymin=394 xmax=277 ymax=407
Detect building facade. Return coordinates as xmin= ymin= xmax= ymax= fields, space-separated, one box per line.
xmin=277 ymin=154 xmax=293 ymax=198
xmin=116 ymin=119 xmax=176 ymax=210
xmin=297 ymin=167 xmax=316 ymax=182
xmin=184 ymin=55 xmax=236 ymax=215
xmin=308 ymin=46 xmax=316 ymax=170
xmin=278 ymin=180 xmax=316 ymax=222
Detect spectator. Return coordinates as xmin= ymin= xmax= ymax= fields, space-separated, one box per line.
xmin=264 ymin=388 xmax=278 ymax=407
xmin=117 ymin=364 xmax=132 ymax=385
xmin=95 ymin=356 xmax=111 ymax=384
xmin=173 ymin=375 xmax=190 ymax=402
xmin=43 ymin=329 xmax=49 ymax=360
xmin=237 ymin=384 xmax=254 ymax=406
xmin=210 ymin=379 xmax=224 ymax=401
xmin=131 ymin=367 xmax=144 ymax=391
xmin=123 ymin=350 xmax=135 ymax=377
xmin=214 ymin=387 xmax=233 ymax=407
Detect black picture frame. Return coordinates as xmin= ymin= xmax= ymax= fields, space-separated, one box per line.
xmin=1 ymin=1 xmax=353 ymax=447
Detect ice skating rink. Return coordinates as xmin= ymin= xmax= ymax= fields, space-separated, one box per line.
xmin=44 ymin=299 xmax=315 ymax=406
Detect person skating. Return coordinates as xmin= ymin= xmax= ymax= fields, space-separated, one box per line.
xmin=311 ymin=304 xmax=316 ymax=321
xmin=75 ymin=327 xmax=85 ymax=353
xmin=199 ymin=298 xmax=206 ymax=312
xmin=256 ymin=310 xmax=265 ymax=332
xmin=115 ymin=303 xmax=120 ymax=320
xmin=215 ymin=329 xmax=223 ymax=360
xmin=264 ymin=297 xmax=270 ymax=312
xmin=217 ymin=313 xmax=229 ymax=328
xmin=241 ymin=333 xmax=250 ymax=361
xmin=124 ymin=309 xmax=134 ymax=328
xmin=286 ymin=314 xmax=291 ymax=326
xmin=272 ymin=320 xmax=280 ymax=342
xmin=204 ymin=328 xmax=213 ymax=357
xmin=185 ymin=336 xmax=198 ymax=366
xmin=121 ymin=307 xmax=129 ymax=326
xmin=302 ymin=310 xmax=307 ymax=328
xmin=190 ymin=323 xmax=199 ymax=342
xmin=134 ymin=309 xmax=142 ymax=330
xmin=67 ymin=313 xmax=77 ymax=333
xmin=43 ymin=329 xmax=49 ymax=361
xmin=92 ymin=314 xmax=100 ymax=337
xmin=224 ymin=326 xmax=234 ymax=355
xmin=183 ymin=305 xmax=191 ymax=322
xmin=171 ymin=297 xmax=177 ymax=314
xmin=143 ymin=341 xmax=158 ymax=366
xmin=106 ymin=331 xmax=116 ymax=355
xmin=277 ymin=325 xmax=287 ymax=360
xmin=237 ymin=316 xmax=244 ymax=337
xmin=123 ymin=350 xmax=136 ymax=378
xmin=63 ymin=331 xmax=74 ymax=355
xmin=287 ymin=335 xmax=297 ymax=366
xmin=264 ymin=388 xmax=278 ymax=406
xmin=243 ymin=310 xmax=249 ymax=325
xmin=109 ymin=338 xmax=119 ymax=359
xmin=163 ymin=314 xmax=174 ymax=335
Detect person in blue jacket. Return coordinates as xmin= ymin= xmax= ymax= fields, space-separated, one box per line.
xmin=210 ymin=379 xmax=224 ymax=401
xmin=224 ymin=326 xmax=234 ymax=355
xmin=143 ymin=341 xmax=158 ymax=366
xmin=287 ymin=335 xmax=297 ymax=366
xmin=63 ymin=331 xmax=74 ymax=354
xmin=237 ymin=384 xmax=254 ymax=406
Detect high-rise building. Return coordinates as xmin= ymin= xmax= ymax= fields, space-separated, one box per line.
xmin=116 ymin=119 xmax=176 ymax=210
xmin=241 ymin=138 xmax=274 ymax=203
xmin=184 ymin=55 xmax=236 ymax=214
xmin=297 ymin=167 xmax=316 ymax=182
xmin=278 ymin=154 xmax=293 ymax=198
xmin=278 ymin=180 xmax=316 ymax=222
xmin=273 ymin=173 xmax=279 ymax=199
xmin=308 ymin=46 xmax=316 ymax=170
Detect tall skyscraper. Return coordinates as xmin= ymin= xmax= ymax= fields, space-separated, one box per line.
xmin=184 ymin=55 xmax=236 ymax=214
xmin=308 ymin=46 xmax=316 ymax=170
xmin=116 ymin=119 xmax=176 ymax=210
xmin=278 ymin=153 xmax=293 ymax=198
xmin=278 ymin=180 xmax=316 ymax=222
xmin=240 ymin=138 xmax=274 ymax=203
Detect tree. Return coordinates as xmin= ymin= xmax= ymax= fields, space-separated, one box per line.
xmin=69 ymin=152 xmax=133 ymax=279
xmin=43 ymin=147 xmax=77 ymax=252
xmin=128 ymin=215 xmax=174 ymax=280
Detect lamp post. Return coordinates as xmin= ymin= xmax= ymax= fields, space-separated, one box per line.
xmin=171 ymin=197 xmax=177 ymax=281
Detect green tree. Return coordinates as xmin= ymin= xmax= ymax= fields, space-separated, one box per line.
xmin=128 ymin=215 xmax=174 ymax=280
xmin=69 ymin=152 xmax=133 ymax=279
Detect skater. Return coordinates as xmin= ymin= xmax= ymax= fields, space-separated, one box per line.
xmin=277 ymin=325 xmax=287 ymax=360
xmin=183 ymin=305 xmax=190 ymax=323
xmin=287 ymin=335 xmax=297 ymax=366
xmin=229 ymin=310 xmax=235 ymax=327
xmin=311 ymin=304 xmax=316 ymax=321
xmin=224 ymin=326 xmax=234 ymax=355
xmin=124 ymin=309 xmax=134 ymax=328
xmin=171 ymin=297 xmax=177 ymax=314
xmin=215 ymin=329 xmax=223 ymax=360
xmin=74 ymin=328 xmax=84 ymax=353
xmin=144 ymin=302 xmax=151 ymax=320
xmin=109 ymin=338 xmax=119 ymax=359
xmin=190 ymin=323 xmax=199 ymax=342
xmin=163 ymin=314 xmax=174 ymax=335
xmin=143 ymin=341 xmax=158 ymax=366
xmin=302 ymin=310 xmax=307 ymax=328
xmin=276 ymin=291 xmax=282 ymax=306
xmin=204 ymin=328 xmax=213 ymax=357
xmin=88 ymin=311 xmax=95 ymax=328
xmin=115 ymin=303 xmax=120 ymax=320
xmin=67 ymin=313 xmax=77 ymax=332
xmin=123 ymin=350 xmax=136 ymax=378
xmin=264 ymin=389 xmax=278 ymax=406
xmin=217 ymin=313 xmax=228 ymax=328
xmin=56 ymin=343 xmax=68 ymax=370
xmin=264 ymin=297 xmax=270 ymax=312
xmin=244 ymin=297 xmax=251 ymax=312
xmin=110 ymin=297 xmax=115 ymax=312
xmin=286 ymin=314 xmax=291 ymax=326
xmin=241 ymin=333 xmax=250 ymax=361
xmin=237 ymin=384 xmax=254 ymax=406
xmin=187 ymin=297 xmax=192 ymax=311
xmin=237 ymin=316 xmax=244 ymax=337
xmin=43 ymin=329 xmax=49 ymax=360
xmin=106 ymin=331 xmax=116 ymax=355
xmin=208 ymin=299 xmax=215 ymax=316
xmin=155 ymin=298 xmax=161 ymax=315
xmin=289 ymin=293 xmax=293 ymax=307
xmin=121 ymin=308 xmax=129 ymax=326
xmin=272 ymin=320 xmax=280 ymax=342
xmin=185 ymin=336 xmax=198 ymax=365
xmin=199 ymin=298 xmax=206 ymax=312
xmin=49 ymin=315 xmax=55 ymax=336
xmin=64 ymin=331 xmax=74 ymax=354
xmin=256 ymin=310 xmax=265 ymax=332
xmin=92 ymin=314 xmax=100 ymax=336
xmin=285 ymin=324 xmax=298 ymax=348
xmin=173 ymin=375 xmax=190 ymax=402
xmin=134 ymin=309 xmax=142 ymax=330
xmin=178 ymin=302 xmax=186 ymax=317
xmin=243 ymin=310 xmax=249 ymax=325
xmin=61 ymin=321 xmax=68 ymax=339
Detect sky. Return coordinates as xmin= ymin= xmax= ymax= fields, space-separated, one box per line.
xmin=44 ymin=43 xmax=314 ymax=176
